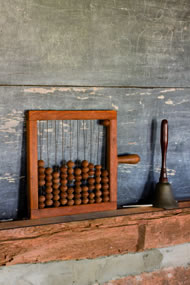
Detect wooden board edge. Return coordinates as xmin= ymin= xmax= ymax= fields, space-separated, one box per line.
xmin=30 ymin=202 xmax=117 ymax=219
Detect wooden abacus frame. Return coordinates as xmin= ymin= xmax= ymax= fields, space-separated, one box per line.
xmin=27 ymin=110 xmax=117 ymax=219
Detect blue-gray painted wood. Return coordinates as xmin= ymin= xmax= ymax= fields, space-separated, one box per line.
xmin=0 ymin=0 xmax=189 ymax=87
xmin=0 ymin=87 xmax=190 ymax=219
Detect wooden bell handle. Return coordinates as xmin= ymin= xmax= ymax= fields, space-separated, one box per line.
xmin=160 ymin=119 xmax=168 ymax=183
xmin=117 ymin=154 xmax=140 ymax=164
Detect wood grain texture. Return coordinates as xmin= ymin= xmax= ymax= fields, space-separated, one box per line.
xmin=27 ymin=120 xmax=38 ymax=211
xmin=30 ymin=202 xmax=117 ymax=219
xmin=0 ymin=205 xmax=190 ymax=266
xmin=0 ymin=0 xmax=189 ymax=87
xmin=0 ymin=86 xmax=190 ymax=219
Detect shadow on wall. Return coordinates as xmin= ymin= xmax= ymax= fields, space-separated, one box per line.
xmin=140 ymin=118 xmax=157 ymax=203
xmin=17 ymin=111 xmax=28 ymax=219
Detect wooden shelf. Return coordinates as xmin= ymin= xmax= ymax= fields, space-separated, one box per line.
xmin=0 ymin=201 xmax=189 ymax=230
xmin=0 ymin=201 xmax=190 ymax=266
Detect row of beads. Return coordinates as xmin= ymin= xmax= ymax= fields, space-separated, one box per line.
xmin=38 ymin=160 xmax=110 ymax=209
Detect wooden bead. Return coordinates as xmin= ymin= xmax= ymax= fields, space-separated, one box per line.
xmin=95 ymin=165 xmax=102 ymax=170
xmin=75 ymin=181 xmax=82 ymax=187
xmin=82 ymin=186 xmax=88 ymax=192
xmin=95 ymin=184 xmax=101 ymax=190
xmin=88 ymin=178 xmax=95 ymax=185
xmin=53 ymin=172 xmax=60 ymax=178
xmin=39 ymin=174 xmax=45 ymax=180
xmin=39 ymin=195 xmax=45 ymax=203
xmin=60 ymin=192 xmax=67 ymax=199
xmin=53 ymin=184 xmax=60 ymax=190
xmin=46 ymin=193 xmax=53 ymax=200
xmin=60 ymin=198 xmax=67 ymax=205
xmin=67 ymin=160 xmax=74 ymax=168
xmin=53 ymin=178 xmax=60 ymax=184
xmin=53 ymin=189 xmax=60 ymax=195
xmin=95 ymin=197 xmax=102 ymax=203
xmin=95 ymin=177 xmax=101 ymax=183
xmin=82 ymin=198 xmax=89 ymax=204
xmin=39 ymin=202 xmax=45 ymax=209
xmin=68 ymin=194 xmax=74 ymax=199
xmin=60 ymin=166 xmax=67 ymax=173
xmin=82 ymin=192 xmax=89 ymax=198
xmin=46 ymin=175 xmax=52 ymax=182
xmin=88 ymin=170 xmax=95 ymax=176
xmin=89 ymin=199 xmax=95 ymax=204
xmin=103 ymin=196 xmax=110 ymax=202
xmin=89 ymin=192 xmax=95 ymax=199
xmin=61 ymin=173 xmax=68 ymax=179
xmin=38 ymin=160 xmax=45 ymax=167
xmin=46 ymin=199 xmax=53 ymax=206
xmin=54 ymin=201 xmax=60 ymax=207
xmin=88 ymin=185 xmax=95 ymax=191
xmin=75 ymin=176 xmax=82 ymax=182
xmin=68 ymin=174 xmax=74 ymax=181
xmin=45 ymin=167 xmax=53 ymax=174
xmin=75 ymin=199 xmax=82 ymax=205
xmin=75 ymin=187 xmax=82 ymax=193
xmin=68 ymin=168 xmax=74 ymax=174
xmin=75 ymin=193 xmax=81 ymax=199
xmin=95 ymin=170 xmax=101 ymax=176
xmin=60 ymin=179 xmax=67 ymax=186
xmin=89 ymin=163 xmax=94 ymax=169
xmin=102 ymin=119 xmax=110 ymax=127
xmin=74 ymin=168 xmax=82 ymax=175
xmin=46 ymin=182 xmax=53 ymax=187
xmin=39 ymin=180 xmax=45 ymax=186
xmin=102 ymin=177 xmax=109 ymax=183
xmin=82 ymin=167 xmax=89 ymax=173
xmin=102 ymin=184 xmax=109 ymax=190
xmin=103 ymin=190 xmax=109 ymax=196
xmin=60 ymin=185 xmax=67 ymax=192
xmin=102 ymin=170 xmax=109 ymax=177
xmin=68 ymin=200 xmax=74 ymax=206
xmin=38 ymin=167 xmax=45 ymax=174
xmin=95 ymin=190 xmax=102 ymax=197
xmin=53 ymin=194 xmax=60 ymax=201
xmin=82 ymin=173 xmax=88 ymax=180
xmin=82 ymin=160 xmax=89 ymax=167
xmin=46 ymin=186 xmax=53 ymax=193
xmin=68 ymin=188 xmax=74 ymax=194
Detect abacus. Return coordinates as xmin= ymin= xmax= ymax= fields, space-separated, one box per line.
xmin=27 ymin=110 xmax=140 ymax=219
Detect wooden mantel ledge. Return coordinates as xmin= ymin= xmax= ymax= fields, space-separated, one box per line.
xmin=0 ymin=201 xmax=190 ymax=266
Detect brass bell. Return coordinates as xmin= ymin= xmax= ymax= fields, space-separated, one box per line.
xmin=153 ymin=120 xmax=178 ymax=209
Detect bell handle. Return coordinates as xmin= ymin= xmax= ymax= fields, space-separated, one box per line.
xmin=117 ymin=154 xmax=140 ymax=164
xmin=160 ymin=119 xmax=168 ymax=183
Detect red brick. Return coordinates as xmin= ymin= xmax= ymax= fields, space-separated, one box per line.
xmin=105 ymin=266 xmax=190 ymax=285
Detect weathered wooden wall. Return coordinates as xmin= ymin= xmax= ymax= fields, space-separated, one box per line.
xmin=0 ymin=0 xmax=190 ymax=219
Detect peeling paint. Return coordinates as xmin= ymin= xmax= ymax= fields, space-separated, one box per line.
xmin=140 ymin=92 xmax=151 ymax=96
xmin=24 ymin=87 xmax=73 ymax=94
xmin=158 ymin=95 xmax=165 ymax=99
xmin=155 ymin=168 xmax=176 ymax=176
xmin=165 ymin=99 xmax=174 ymax=105
xmin=77 ymin=96 xmax=89 ymax=100
xmin=112 ymin=103 xmax=119 ymax=110
xmin=128 ymin=142 xmax=137 ymax=145
xmin=175 ymin=99 xmax=189 ymax=105
xmin=160 ymin=89 xmax=176 ymax=93
xmin=0 ymin=119 xmax=20 ymax=133
xmin=0 ymin=174 xmax=17 ymax=183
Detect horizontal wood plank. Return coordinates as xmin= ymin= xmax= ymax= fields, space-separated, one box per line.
xmin=0 ymin=202 xmax=190 ymax=266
